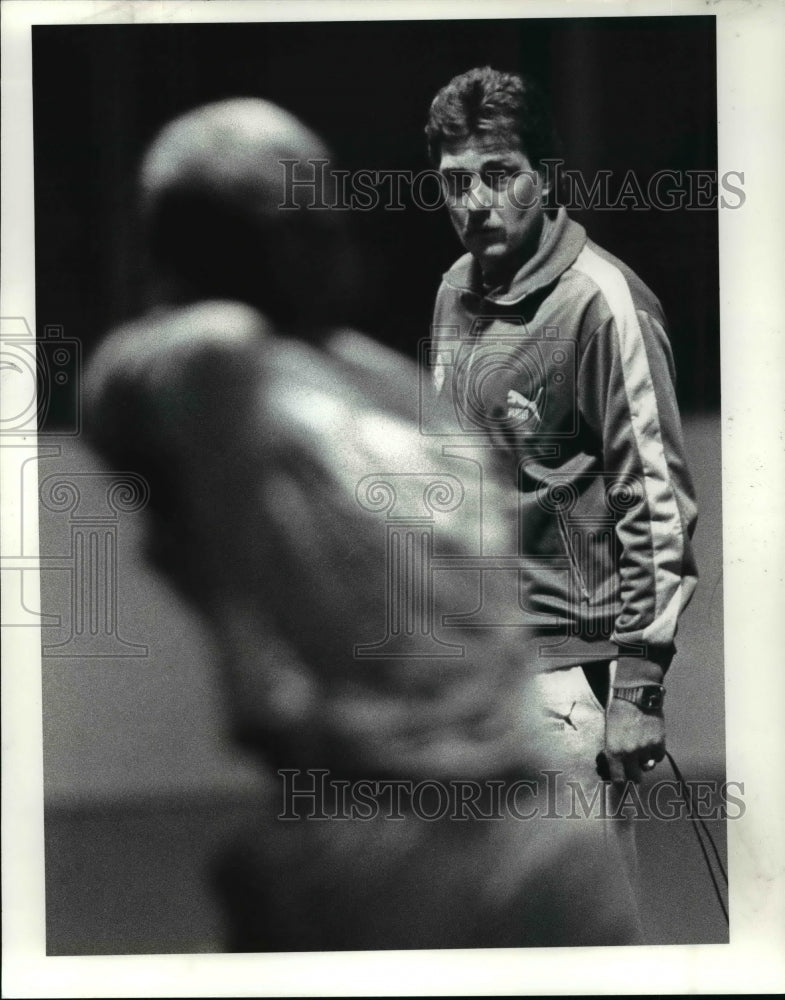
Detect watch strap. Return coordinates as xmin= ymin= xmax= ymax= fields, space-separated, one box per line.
xmin=612 ymin=684 xmax=665 ymax=711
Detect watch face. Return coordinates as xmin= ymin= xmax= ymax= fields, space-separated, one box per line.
xmin=641 ymin=687 xmax=664 ymax=710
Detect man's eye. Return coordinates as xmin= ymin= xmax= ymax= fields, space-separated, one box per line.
xmin=444 ymin=172 xmax=473 ymax=196
xmin=481 ymin=169 xmax=511 ymax=190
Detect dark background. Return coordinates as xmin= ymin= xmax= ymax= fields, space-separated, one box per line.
xmin=33 ymin=16 xmax=719 ymax=418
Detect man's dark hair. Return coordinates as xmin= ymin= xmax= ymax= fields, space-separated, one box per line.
xmin=425 ymin=66 xmax=560 ymax=170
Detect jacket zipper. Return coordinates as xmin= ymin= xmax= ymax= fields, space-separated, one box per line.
xmin=556 ymin=512 xmax=591 ymax=600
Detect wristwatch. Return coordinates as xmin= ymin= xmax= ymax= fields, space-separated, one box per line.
xmin=611 ymin=684 xmax=665 ymax=712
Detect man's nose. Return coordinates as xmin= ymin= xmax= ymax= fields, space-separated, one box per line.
xmin=467 ymin=178 xmax=494 ymax=211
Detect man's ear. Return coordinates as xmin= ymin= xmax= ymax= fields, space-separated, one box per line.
xmin=538 ymin=168 xmax=551 ymax=201
xmin=537 ymin=159 xmax=566 ymax=207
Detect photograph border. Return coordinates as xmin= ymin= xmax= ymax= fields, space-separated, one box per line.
xmin=3 ymin=0 xmax=784 ymax=995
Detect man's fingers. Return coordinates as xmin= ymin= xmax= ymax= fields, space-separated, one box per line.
xmin=604 ymin=750 xmax=648 ymax=784
xmin=600 ymin=752 xmax=654 ymax=783
xmin=605 ymin=752 xmax=627 ymax=785
xmin=624 ymin=755 xmax=643 ymax=784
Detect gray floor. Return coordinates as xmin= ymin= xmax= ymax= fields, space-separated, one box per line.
xmin=44 ymin=787 xmax=728 ymax=955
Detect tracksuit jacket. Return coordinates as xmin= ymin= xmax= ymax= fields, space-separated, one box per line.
xmin=430 ymin=206 xmax=698 ymax=688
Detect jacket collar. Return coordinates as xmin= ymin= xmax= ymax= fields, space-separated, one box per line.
xmin=441 ymin=207 xmax=587 ymax=306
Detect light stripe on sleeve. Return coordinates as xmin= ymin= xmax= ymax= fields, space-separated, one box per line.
xmin=572 ymin=245 xmax=686 ymax=646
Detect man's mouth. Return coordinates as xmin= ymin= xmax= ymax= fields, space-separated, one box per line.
xmin=468 ymin=227 xmax=503 ymax=241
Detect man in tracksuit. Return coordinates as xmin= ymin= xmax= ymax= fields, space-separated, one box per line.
xmin=425 ymin=67 xmax=698 ymax=877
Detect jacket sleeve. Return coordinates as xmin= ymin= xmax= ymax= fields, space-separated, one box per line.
xmin=429 ymin=281 xmax=457 ymax=395
xmin=577 ymin=307 xmax=698 ymax=686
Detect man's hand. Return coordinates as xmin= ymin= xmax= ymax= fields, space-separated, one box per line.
xmin=597 ymin=696 xmax=665 ymax=784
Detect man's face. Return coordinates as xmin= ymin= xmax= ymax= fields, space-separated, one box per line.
xmin=438 ymin=134 xmax=547 ymax=280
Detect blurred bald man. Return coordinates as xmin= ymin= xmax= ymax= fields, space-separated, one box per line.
xmin=135 ymin=97 xmax=355 ymax=332
xmin=87 ymin=98 xmax=644 ymax=950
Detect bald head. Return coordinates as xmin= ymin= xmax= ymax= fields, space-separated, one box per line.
xmin=140 ymin=98 xmax=351 ymax=333
xmin=141 ymin=98 xmax=330 ymax=219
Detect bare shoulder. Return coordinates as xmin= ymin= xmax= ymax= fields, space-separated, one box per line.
xmin=87 ymin=300 xmax=272 ymax=397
